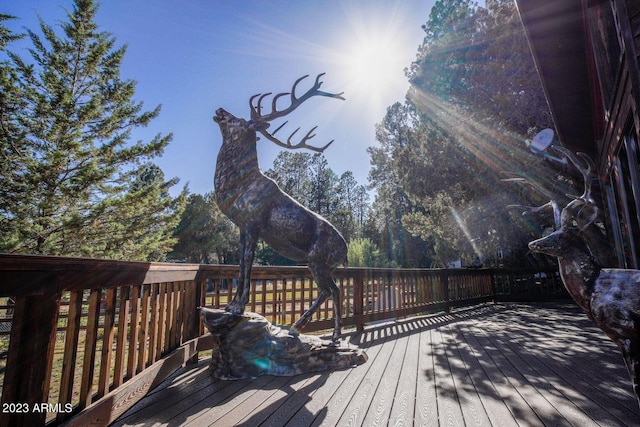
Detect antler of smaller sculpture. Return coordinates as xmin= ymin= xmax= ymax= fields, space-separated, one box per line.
xmin=550 ymin=147 xmax=599 ymax=230
xmin=249 ymin=73 xmax=345 ymax=153
xmin=501 ymin=171 xmax=561 ymax=229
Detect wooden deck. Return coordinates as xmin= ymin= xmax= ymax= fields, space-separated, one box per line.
xmin=112 ymin=303 xmax=640 ymax=426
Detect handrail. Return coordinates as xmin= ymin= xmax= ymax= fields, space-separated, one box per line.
xmin=0 ymin=254 xmax=563 ymax=426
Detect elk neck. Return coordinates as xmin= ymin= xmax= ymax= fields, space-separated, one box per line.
xmin=214 ymin=129 xmax=262 ymax=203
xmin=556 ymin=235 xmax=600 ymax=313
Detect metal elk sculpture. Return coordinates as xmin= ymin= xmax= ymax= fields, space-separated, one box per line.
xmin=506 ymin=147 xmax=640 ymax=404
xmin=213 ymin=74 xmax=347 ymax=343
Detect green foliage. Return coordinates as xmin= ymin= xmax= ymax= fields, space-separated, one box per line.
xmin=368 ymin=0 xmax=557 ymax=267
xmin=347 ymin=237 xmax=386 ymax=267
xmin=169 ymin=192 xmax=239 ymax=264
xmin=0 ymin=0 xmax=184 ymax=260
xmin=409 ymin=0 xmax=551 ymax=133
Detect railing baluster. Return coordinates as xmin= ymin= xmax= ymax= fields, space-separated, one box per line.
xmin=113 ymin=286 xmax=129 ymax=387
xmin=98 ymin=287 xmax=117 ymax=398
xmin=57 ymin=290 xmax=82 ymax=422
xmin=126 ymin=285 xmax=140 ymax=378
xmin=137 ymin=284 xmax=150 ymax=372
xmin=79 ymin=288 xmax=101 ymax=408
xmin=148 ymin=283 xmax=159 ymax=364
xmin=156 ymin=282 xmax=167 ymax=359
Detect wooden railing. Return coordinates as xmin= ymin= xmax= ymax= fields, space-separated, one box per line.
xmin=0 ymin=254 xmax=563 ymax=426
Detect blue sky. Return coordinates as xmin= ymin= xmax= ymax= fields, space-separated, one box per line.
xmin=5 ymin=1 xmax=435 ymax=196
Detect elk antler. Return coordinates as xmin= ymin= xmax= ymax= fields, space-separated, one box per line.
xmin=501 ymin=172 xmax=561 ymax=229
xmin=551 ymin=146 xmax=595 ymax=203
xmin=249 ymin=73 xmax=345 ymax=152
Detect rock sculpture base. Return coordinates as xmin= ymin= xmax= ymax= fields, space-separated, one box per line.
xmin=200 ymin=307 xmax=367 ymax=380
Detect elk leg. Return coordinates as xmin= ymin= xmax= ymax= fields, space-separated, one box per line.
xmin=225 ymin=227 xmax=258 ymax=315
xmin=296 ymin=262 xmax=342 ymax=344
xmin=619 ymin=337 xmax=640 ymax=405
xmin=291 ymin=289 xmax=329 ymax=335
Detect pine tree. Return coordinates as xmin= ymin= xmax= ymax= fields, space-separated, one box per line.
xmin=170 ymin=192 xmax=238 ymax=264
xmin=0 ymin=0 xmax=184 ymax=260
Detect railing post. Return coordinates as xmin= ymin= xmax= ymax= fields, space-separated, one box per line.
xmin=439 ymin=270 xmax=450 ymax=313
xmin=353 ymin=270 xmax=364 ymax=331
xmin=0 ymin=292 xmax=61 ymax=427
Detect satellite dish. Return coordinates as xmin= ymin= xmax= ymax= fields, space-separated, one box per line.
xmin=526 ymin=128 xmax=567 ymax=165
xmin=530 ymin=128 xmax=555 ymax=153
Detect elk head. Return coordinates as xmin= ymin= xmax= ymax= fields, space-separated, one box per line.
xmin=214 ymin=73 xmax=345 ymax=153
xmin=527 ymin=148 xmax=599 ymax=258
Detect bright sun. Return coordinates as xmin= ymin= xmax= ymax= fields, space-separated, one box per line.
xmin=330 ymin=9 xmax=419 ymax=121
xmin=344 ymin=35 xmax=406 ymax=91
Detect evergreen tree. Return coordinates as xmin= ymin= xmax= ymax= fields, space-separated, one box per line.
xmin=170 ymin=192 xmax=238 ymax=264
xmin=0 ymin=15 xmax=26 ymax=249
xmin=0 ymin=0 xmax=184 ymax=260
xmin=369 ymin=0 xmax=555 ymax=266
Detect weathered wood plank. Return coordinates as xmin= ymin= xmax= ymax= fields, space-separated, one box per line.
xmin=468 ymin=321 xmax=570 ymax=425
xmin=111 ymin=304 xmax=640 ymax=427
xmin=439 ymin=324 xmax=492 ymax=426
xmin=57 ymin=290 xmax=83 ymax=421
xmin=136 ymin=285 xmax=150 ymax=373
xmin=98 ymin=287 xmax=117 ymax=398
xmin=249 ymin=374 xmax=326 ymax=427
xmin=414 ymin=323 xmax=439 ymax=426
xmin=0 ymin=293 xmax=61 ymax=427
xmin=62 ymin=336 xmax=203 ymax=427
xmin=334 ymin=328 xmax=397 ymax=426
xmin=113 ymin=287 xmax=130 ymax=388
xmin=362 ymin=325 xmax=410 ymax=426
xmin=432 ymin=325 xmax=465 ymax=426
xmin=147 ymin=283 xmax=159 ymax=365
xmin=209 ymin=375 xmax=297 ymax=426
xmin=110 ymin=363 xmax=222 ymax=426
xmin=451 ymin=322 xmax=521 ymax=426
xmin=283 ymin=338 xmax=364 ymax=426
xmin=126 ymin=285 xmax=140 ymax=379
xmin=387 ymin=323 xmax=420 ymax=426
xmin=309 ymin=330 xmax=388 ymax=427
xmin=488 ymin=307 xmax=640 ymax=425
xmin=79 ymin=289 xmax=101 ymax=409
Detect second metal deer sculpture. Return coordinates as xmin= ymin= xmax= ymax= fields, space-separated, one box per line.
xmin=213 ymin=74 xmax=347 ymax=343
xmin=508 ymin=147 xmax=640 ymax=405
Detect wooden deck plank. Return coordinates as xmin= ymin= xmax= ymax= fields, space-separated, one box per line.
xmin=243 ymin=374 xmax=328 ymax=427
xmin=362 ymin=325 xmax=411 ymax=426
xmin=334 ymin=327 xmax=399 ymax=426
xmin=387 ymin=322 xmax=421 ymax=426
xmin=112 ymin=303 xmax=640 ymax=427
xmin=453 ymin=320 xmax=544 ymax=427
xmin=461 ymin=321 xmax=570 ymax=425
xmin=477 ymin=314 xmax=599 ymax=427
xmin=485 ymin=306 xmax=640 ymax=425
xmin=431 ymin=324 xmax=466 ymax=426
xmin=450 ymin=322 xmax=521 ymax=426
xmin=514 ymin=308 xmax=638 ymax=411
xmin=283 ymin=336 xmax=375 ymax=427
xmin=414 ymin=325 xmax=439 ymax=426
xmin=184 ymin=374 xmax=290 ymax=427
xmin=439 ymin=323 xmax=492 ymax=426
xmin=311 ymin=329 xmax=390 ymax=427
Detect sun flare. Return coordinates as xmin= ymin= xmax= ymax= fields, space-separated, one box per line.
xmin=344 ymin=34 xmax=407 ymax=92
xmin=327 ymin=7 xmax=421 ymax=122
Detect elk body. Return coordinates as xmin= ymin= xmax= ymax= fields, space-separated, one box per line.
xmin=513 ymin=148 xmax=640 ymax=404
xmin=213 ymin=74 xmax=347 ymax=343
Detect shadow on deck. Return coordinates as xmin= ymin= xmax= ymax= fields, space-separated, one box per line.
xmin=112 ymin=303 xmax=640 ymax=426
